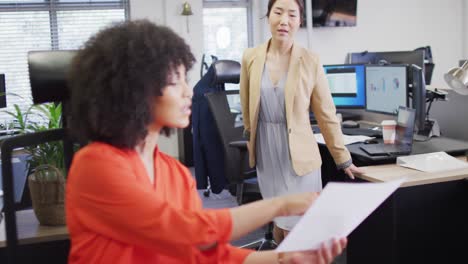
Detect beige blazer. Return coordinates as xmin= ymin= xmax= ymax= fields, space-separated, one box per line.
xmin=240 ymin=40 xmax=351 ymax=176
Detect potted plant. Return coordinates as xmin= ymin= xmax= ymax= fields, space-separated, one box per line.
xmin=5 ymin=99 xmax=66 ymax=226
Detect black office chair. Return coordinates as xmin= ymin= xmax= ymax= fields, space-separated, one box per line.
xmin=205 ymin=60 xmax=258 ymax=204
xmin=205 ymin=60 xmax=276 ymax=250
xmin=1 ymin=50 xmax=77 ymax=264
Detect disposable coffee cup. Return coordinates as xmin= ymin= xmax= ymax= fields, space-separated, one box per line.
xmin=381 ymin=120 xmax=397 ymax=144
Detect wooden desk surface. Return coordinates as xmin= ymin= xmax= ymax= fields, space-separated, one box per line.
xmin=357 ymin=157 xmax=468 ymax=187
xmin=0 ymin=209 xmax=68 ymax=248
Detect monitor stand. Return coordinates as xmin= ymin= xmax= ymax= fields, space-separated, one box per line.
xmin=415 ymin=118 xmax=440 ymax=139
xmin=337 ymin=111 xmax=361 ymax=121
xmin=309 ymin=111 xmax=360 ymax=124
xmin=309 ymin=110 xmax=361 ymax=124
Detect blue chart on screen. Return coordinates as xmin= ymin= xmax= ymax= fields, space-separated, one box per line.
xmin=323 ymin=64 xmax=366 ymax=109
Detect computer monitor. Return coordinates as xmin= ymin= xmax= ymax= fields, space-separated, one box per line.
xmin=349 ymin=52 xmax=378 ymax=65
xmin=0 ymin=74 xmax=7 ymax=108
xmin=365 ymin=65 xmax=408 ymax=115
xmin=323 ymin=64 xmax=366 ymax=109
xmin=349 ymin=50 xmax=426 ymax=83
xmin=0 ymin=153 xmax=30 ymax=210
xmin=410 ymin=65 xmax=428 ymax=135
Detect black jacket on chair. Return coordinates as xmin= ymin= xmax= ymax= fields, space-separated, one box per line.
xmin=191 ymin=65 xmax=226 ymax=193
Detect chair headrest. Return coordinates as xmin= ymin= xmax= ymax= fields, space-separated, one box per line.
xmin=28 ymin=50 xmax=77 ymax=104
xmin=212 ymin=60 xmax=241 ymax=85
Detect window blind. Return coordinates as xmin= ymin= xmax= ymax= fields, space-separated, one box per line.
xmin=0 ymin=0 xmax=128 ymax=125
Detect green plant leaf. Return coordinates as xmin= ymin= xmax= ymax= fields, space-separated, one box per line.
xmin=2 ymin=98 xmax=66 ymax=175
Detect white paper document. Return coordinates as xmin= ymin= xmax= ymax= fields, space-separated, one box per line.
xmin=314 ymin=133 xmax=373 ymax=145
xmin=396 ymin=151 xmax=468 ymax=173
xmin=276 ymin=178 xmax=405 ymax=252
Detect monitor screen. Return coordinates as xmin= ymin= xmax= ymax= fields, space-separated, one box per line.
xmin=312 ymin=0 xmax=357 ymax=27
xmin=365 ymin=65 xmax=407 ymax=115
xmin=323 ymin=64 xmax=366 ymax=109
xmin=0 ymin=74 xmax=6 ymax=108
xmin=0 ymin=153 xmax=30 ymax=205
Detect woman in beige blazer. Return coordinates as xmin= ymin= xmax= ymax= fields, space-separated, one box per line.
xmin=240 ymin=0 xmax=363 ymax=242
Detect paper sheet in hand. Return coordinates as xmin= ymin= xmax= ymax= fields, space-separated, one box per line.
xmin=276 ymin=178 xmax=405 ymax=252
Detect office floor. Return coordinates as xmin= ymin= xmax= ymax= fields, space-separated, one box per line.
xmin=191 ymin=167 xmax=346 ymax=263
xmin=196 ymin=188 xmax=267 ymax=247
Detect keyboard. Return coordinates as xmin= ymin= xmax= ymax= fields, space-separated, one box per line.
xmin=360 ymin=144 xmax=411 ymax=156
xmin=342 ymin=127 xmax=382 ymax=138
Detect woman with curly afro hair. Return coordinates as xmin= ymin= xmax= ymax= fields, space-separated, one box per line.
xmin=65 ymin=19 xmax=346 ymax=264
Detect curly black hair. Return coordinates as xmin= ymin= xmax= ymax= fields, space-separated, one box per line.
xmin=69 ymin=20 xmax=195 ymax=149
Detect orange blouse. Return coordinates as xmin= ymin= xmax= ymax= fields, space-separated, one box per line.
xmin=66 ymin=142 xmax=253 ymax=263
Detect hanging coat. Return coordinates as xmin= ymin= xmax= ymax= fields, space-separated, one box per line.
xmin=191 ymin=65 xmax=226 ymax=194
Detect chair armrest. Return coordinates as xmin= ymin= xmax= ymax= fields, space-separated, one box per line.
xmin=229 ymin=140 xmax=248 ymax=150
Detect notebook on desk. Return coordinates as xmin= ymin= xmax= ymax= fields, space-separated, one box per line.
xmin=360 ymin=107 xmax=416 ymax=156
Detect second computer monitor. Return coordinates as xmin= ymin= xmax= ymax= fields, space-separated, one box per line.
xmin=365 ymin=65 xmax=408 ymax=115
xmin=323 ymin=64 xmax=366 ymax=109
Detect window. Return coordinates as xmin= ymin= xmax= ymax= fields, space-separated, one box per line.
xmin=203 ymin=0 xmax=251 ymax=65
xmin=203 ymin=0 xmax=251 ymax=117
xmin=0 ymin=0 xmax=128 ymax=124
xmin=203 ymin=0 xmax=251 ymax=94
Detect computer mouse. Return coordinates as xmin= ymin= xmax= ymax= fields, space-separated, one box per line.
xmin=364 ymin=139 xmax=379 ymax=144
xmin=342 ymin=120 xmax=360 ymax=128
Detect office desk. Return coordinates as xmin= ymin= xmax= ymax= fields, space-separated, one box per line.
xmin=346 ymin=160 xmax=468 ymax=264
xmin=318 ymin=136 xmax=468 ymax=263
xmin=347 ymin=136 xmax=468 ymax=166
xmin=0 ymin=210 xmax=69 ymax=263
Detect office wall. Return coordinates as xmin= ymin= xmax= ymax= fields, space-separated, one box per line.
xmin=129 ymin=0 xmax=203 ymax=88
xmin=130 ymin=0 xmax=203 ymax=159
xmin=464 ymin=0 xmax=468 ymax=58
xmin=254 ymin=0 xmax=464 ymax=88
xmin=430 ymin=90 xmax=468 ymax=141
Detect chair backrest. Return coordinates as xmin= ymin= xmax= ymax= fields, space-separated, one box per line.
xmin=205 ymin=92 xmax=245 ymax=185
xmin=211 ymin=60 xmax=241 ymax=87
xmin=205 ymin=59 xmax=246 ymax=185
xmin=27 ymin=50 xmax=78 ymax=168
xmin=28 ymin=50 xmax=76 ymax=104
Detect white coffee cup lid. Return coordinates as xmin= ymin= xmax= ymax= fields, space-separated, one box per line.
xmin=381 ymin=120 xmax=397 ymax=126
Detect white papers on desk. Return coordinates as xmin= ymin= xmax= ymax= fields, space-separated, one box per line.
xmin=396 ymin=152 xmax=468 ymax=173
xmin=276 ymin=178 xmax=405 ymax=252
xmin=314 ymin=133 xmax=373 ymax=145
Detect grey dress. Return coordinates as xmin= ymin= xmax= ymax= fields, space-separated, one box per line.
xmin=256 ymin=66 xmax=322 ymax=231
